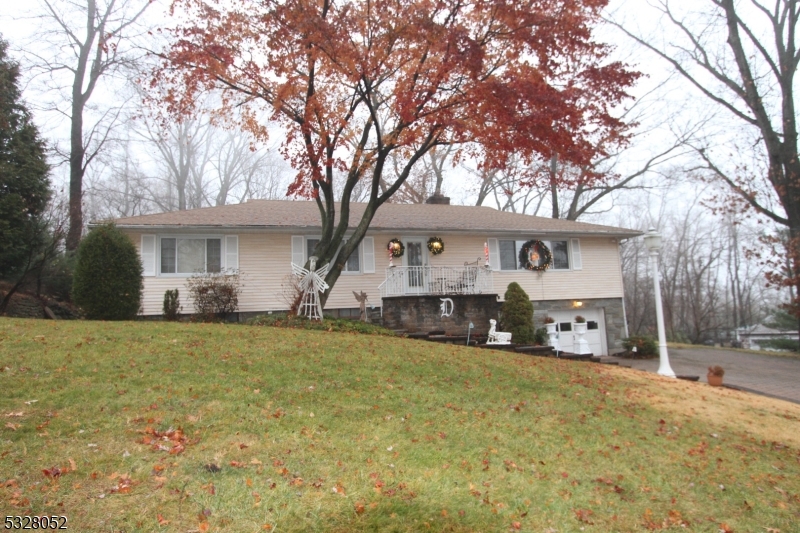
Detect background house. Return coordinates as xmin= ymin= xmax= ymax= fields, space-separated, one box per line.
xmin=110 ymin=198 xmax=641 ymax=354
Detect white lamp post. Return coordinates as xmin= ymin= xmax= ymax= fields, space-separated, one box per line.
xmin=643 ymin=228 xmax=676 ymax=378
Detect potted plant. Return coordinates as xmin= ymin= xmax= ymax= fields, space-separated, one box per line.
xmin=707 ymin=366 xmax=724 ymax=387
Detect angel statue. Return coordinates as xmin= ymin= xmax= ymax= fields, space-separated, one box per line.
xmin=353 ymin=291 xmax=370 ymax=322
xmin=291 ymin=256 xmax=330 ymax=320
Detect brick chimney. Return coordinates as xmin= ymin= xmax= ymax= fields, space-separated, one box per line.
xmin=425 ymin=193 xmax=450 ymax=205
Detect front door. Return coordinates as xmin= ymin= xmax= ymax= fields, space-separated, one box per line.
xmin=404 ymin=238 xmax=428 ymax=293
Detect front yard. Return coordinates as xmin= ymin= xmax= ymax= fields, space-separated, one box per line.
xmin=1 ymin=318 xmax=799 ymax=532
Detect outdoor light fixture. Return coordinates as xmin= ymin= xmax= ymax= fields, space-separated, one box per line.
xmin=573 ymin=301 xmax=583 ymax=308
xmin=644 ymin=227 xmax=675 ymax=378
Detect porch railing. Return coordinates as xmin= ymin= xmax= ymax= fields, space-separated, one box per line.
xmin=378 ymin=264 xmax=493 ymax=299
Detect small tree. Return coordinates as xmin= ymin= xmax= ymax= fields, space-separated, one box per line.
xmin=72 ymin=224 xmax=142 ymax=320
xmin=501 ymin=282 xmax=535 ymax=345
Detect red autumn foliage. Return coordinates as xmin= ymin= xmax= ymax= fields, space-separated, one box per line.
xmin=155 ymin=0 xmax=639 ymax=299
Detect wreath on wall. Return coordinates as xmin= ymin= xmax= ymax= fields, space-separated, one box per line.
xmin=387 ymin=238 xmax=405 ymax=258
xmin=427 ymin=236 xmax=445 ymax=255
xmin=518 ymin=239 xmax=552 ymax=271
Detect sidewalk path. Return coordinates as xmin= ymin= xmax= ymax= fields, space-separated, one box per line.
xmin=605 ymin=347 xmax=800 ymax=404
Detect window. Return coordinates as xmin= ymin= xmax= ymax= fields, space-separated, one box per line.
xmin=306 ymin=238 xmax=360 ymax=273
xmin=499 ymin=240 xmax=518 ymax=270
xmin=549 ymin=241 xmax=569 ymax=270
xmin=160 ymin=237 xmax=222 ymax=274
xmin=496 ymin=239 xmax=571 ymax=270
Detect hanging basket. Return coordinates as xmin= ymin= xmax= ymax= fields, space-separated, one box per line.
xmin=518 ymin=239 xmax=552 ymax=271
xmin=387 ymin=239 xmax=405 ymax=258
xmin=427 ymin=236 xmax=445 ymax=255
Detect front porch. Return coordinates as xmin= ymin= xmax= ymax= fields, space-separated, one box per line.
xmin=378 ymin=264 xmax=493 ymax=298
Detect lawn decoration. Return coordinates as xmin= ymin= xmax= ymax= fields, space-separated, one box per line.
xmin=292 ymin=257 xmax=330 ymax=320
xmin=487 ymin=319 xmax=512 ymax=344
xmin=519 ymin=239 xmax=552 ymax=271
xmin=427 ymin=237 xmax=445 ymax=255
xmin=353 ymin=291 xmax=371 ymax=322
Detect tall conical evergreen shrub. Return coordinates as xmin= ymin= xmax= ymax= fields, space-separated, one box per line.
xmin=500 ymin=282 xmax=535 ymax=344
xmin=72 ymin=224 xmax=142 ymax=320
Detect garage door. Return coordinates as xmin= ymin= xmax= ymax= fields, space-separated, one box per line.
xmin=548 ymin=308 xmax=607 ymax=356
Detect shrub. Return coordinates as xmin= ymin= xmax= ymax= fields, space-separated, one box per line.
xmin=622 ymin=335 xmax=658 ymax=358
xmin=757 ymin=338 xmax=800 ymax=352
xmin=163 ymin=289 xmax=181 ymax=321
xmin=248 ymin=313 xmax=396 ymax=336
xmin=187 ymin=271 xmax=241 ymax=322
xmin=500 ymin=282 xmax=534 ymax=344
xmin=72 ymin=224 xmax=142 ymax=320
xmin=37 ymin=251 xmax=76 ymax=301
xmin=533 ymin=327 xmax=548 ymax=346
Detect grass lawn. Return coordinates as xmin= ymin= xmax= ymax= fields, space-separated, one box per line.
xmin=1 ymin=318 xmax=799 ymax=532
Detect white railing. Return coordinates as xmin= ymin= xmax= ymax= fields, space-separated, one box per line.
xmin=378 ymin=265 xmax=493 ymax=299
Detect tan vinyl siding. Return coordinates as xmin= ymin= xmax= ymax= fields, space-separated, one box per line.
xmin=489 ymin=236 xmax=623 ymax=301
xmin=125 ymin=230 xmax=623 ymax=315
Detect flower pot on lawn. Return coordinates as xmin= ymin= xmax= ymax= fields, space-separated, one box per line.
xmin=707 ymin=366 xmax=724 ymax=387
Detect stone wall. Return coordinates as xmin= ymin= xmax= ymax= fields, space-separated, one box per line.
xmin=532 ymin=297 xmax=627 ymax=353
xmin=381 ymin=294 xmax=501 ymax=335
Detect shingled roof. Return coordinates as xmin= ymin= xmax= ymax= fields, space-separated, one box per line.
xmin=108 ymin=200 xmax=640 ymax=238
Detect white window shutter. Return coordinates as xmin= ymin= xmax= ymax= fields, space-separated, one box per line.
xmin=571 ymin=238 xmax=582 ymax=270
xmin=141 ymin=235 xmax=156 ymax=277
xmin=225 ymin=235 xmax=239 ymax=271
xmin=291 ymin=235 xmax=305 ymax=266
xmin=362 ymin=236 xmax=375 ymax=273
xmin=487 ymin=238 xmax=500 ymax=270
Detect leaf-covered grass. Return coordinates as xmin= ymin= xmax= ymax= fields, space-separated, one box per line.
xmin=1 ymin=318 xmax=799 ymax=532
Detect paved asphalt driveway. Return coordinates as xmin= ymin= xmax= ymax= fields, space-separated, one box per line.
xmin=606 ymin=347 xmax=800 ymax=404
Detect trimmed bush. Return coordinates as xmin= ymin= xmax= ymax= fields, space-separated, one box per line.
xmin=72 ymin=224 xmax=142 ymax=320
xmin=187 ymin=271 xmax=241 ymax=322
xmin=500 ymin=282 xmax=534 ymax=344
xmin=163 ymin=289 xmax=181 ymax=321
xmin=621 ymin=335 xmax=658 ymax=358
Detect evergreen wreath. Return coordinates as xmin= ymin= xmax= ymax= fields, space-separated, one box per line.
xmin=427 ymin=236 xmax=445 ymax=255
xmin=387 ymin=238 xmax=405 ymax=258
xmin=518 ymin=239 xmax=552 ymax=271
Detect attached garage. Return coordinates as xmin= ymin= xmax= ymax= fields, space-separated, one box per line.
xmin=546 ymin=308 xmax=608 ymax=356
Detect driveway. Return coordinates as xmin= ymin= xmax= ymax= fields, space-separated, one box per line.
xmin=606 ymin=347 xmax=800 ymax=404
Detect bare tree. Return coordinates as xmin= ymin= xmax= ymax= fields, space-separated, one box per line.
xmin=21 ymin=0 xmax=152 ymax=249
xmin=610 ymin=0 xmax=800 ymax=328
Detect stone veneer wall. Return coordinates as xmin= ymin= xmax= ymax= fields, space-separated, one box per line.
xmin=381 ymin=294 xmax=502 ymax=335
xmin=532 ymin=297 xmax=627 ymax=354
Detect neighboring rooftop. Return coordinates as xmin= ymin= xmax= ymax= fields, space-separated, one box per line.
xmin=107 ymin=199 xmax=641 ymax=237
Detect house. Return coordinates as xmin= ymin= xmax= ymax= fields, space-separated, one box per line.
xmin=108 ymin=198 xmax=641 ymax=355
xmin=738 ymin=324 xmax=800 ymax=351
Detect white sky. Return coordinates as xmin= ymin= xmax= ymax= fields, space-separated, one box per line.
xmin=0 ymin=0 xmax=775 ymax=223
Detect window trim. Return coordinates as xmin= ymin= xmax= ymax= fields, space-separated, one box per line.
xmin=156 ymin=234 xmax=228 ymax=277
xmin=493 ymin=238 xmax=578 ymax=272
xmin=304 ymin=236 xmax=362 ymax=275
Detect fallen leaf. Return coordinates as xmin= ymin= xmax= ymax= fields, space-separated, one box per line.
xmin=355 ymin=501 xmax=366 ymax=515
